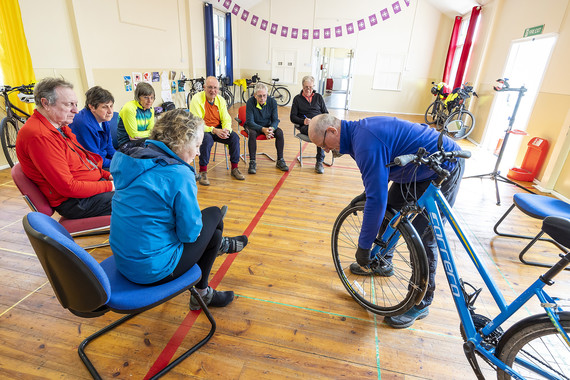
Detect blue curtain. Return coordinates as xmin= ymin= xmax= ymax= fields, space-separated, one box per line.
xmin=204 ymin=3 xmax=215 ymax=77
xmin=225 ymin=13 xmax=233 ymax=82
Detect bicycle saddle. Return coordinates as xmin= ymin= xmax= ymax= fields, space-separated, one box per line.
xmin=542 ymin=216 xmax=570 ymax=249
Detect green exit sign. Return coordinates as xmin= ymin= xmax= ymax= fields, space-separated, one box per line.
xmin=524 ymin=24 xmax=544 ymax=37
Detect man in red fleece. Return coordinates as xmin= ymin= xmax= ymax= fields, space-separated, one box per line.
xmin=16 ymin=77 xmax=114 ymax=219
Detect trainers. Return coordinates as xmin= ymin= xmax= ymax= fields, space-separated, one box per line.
xmin=276 ymin=158 xmax=289 ymax=172
xmin=218 ymin=235 xmax=248 ymax=256
xmin=190 ymin=286 xmax=234 ymax=310
xmin=349 ymin=261 xmax=394 ymax=276
xmin=231 ymin=167 xmax=245 ymax=180
xmin=248 ymin=160 xmax=257 ymax=174
xmin=315 ymin=161 xmax=324 ymax=174
xmin=220 ymin=205 xmax=228 ymax=220
xmin=199 ymin=172 xmax=210 ymax=186
xmin=384 ymin=306 xmax=429 ymax=329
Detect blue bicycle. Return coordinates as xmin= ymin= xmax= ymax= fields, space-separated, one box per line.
xmin=332 ymin=144 xmax=570 ymax=379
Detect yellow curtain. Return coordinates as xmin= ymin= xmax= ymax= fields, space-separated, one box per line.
xmin=0 ymin=0 xmax=36 ymax=115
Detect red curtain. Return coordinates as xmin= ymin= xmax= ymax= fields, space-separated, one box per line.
xmin=453 ymin=6 xmax=482 ymax=90
xmin=442 ymin=16 xmax=462 ymax=92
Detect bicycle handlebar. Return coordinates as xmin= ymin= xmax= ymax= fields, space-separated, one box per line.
xmin=393 ymin=148 xmax=471 ymax=167
xmin=1 ymin=84 xmax=35 ymax=95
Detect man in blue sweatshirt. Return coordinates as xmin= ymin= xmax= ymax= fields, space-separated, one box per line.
xmin=71 ymin=86 xmax=116 ymax=169
xmin=308 ymin=114 xmax=465 ymax=328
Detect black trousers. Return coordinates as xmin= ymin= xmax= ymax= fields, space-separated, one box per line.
xmin=386 ymin=158 xmax=465 ymax=309
xmin=247 ymin=127 xmax=285 ymax=160
xmin=151 ymin=206 xmax=223 ymax=289
xmin=298 ymin=124 xmax=325 ymax=162
xmin=55 ymin=191 xmax=114 ymax=219
xmin=199 ymin=129 xmax=241 ymax=167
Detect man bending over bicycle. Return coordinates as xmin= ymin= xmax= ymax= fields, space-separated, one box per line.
xmin=308 ymin=114 xmax=465 ymax=328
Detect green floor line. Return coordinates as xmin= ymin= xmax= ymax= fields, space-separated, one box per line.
xmin=374 ymin=314 xmax=382 ymax=380
xmin=237 ymin=293 xmax=371 ymax=322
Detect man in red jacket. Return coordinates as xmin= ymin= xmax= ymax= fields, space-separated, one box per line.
xmin=16 ymin=77 xmax=114 ymax=219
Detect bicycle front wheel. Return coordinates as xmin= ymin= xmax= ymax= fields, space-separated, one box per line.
xmin=272 ymin=86 xmax=291 ymax=106
xmin=496 ymin=314 xmax=570 ymax=380
xmin=331 ymin=204 xmax=428 ymax=316
xmin=1 ymin=117 xmax=20 ymax=167
xmin=445 ymin=109 xmax=475 ymax=140
xmin=241 ymin=85 xmax=254 ymax=103
xmin=222 ymin=88 xmax=234 ymax=108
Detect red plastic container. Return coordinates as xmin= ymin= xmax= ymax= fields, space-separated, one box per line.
xmin=507 ymin=137 xmax=549 ymax=182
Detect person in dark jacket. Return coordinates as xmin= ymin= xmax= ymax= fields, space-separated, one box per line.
xmin=110 ymin=109 xmax=248 ymax=310
xmin=245 ymin=82 xmax=289 ymax=174
xmin=70 ymin=86 xmax=116 ymax=169
xmin=290 ymin=75 xmax=328 ymax=174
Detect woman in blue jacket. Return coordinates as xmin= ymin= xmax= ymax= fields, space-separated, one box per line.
xmin=110 ymin=109 xmax=247 ymax=309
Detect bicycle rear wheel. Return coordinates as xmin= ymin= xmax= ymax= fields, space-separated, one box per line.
xmin=1 ymin=117 xmax=20 ymax=167
xmin=495 ymin=313 xmax=570 ymax=380
xmin=272 ymin=86 xmax=291 ymax=106
xmin=424 ymin=101 xmax=440 ymax=125
xmin=331 ymin=204 xmax=428 ymax=316
xmin=445 ymin=109 xmax=475 ymax=140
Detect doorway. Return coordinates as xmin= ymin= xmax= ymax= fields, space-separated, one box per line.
xmin=482 ymin=34 xmax=557 ymax=173
xmin=315 ymin=48 xmax=354 ymax=110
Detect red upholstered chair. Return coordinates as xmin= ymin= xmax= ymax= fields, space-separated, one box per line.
xmin=235 ymin=105 xmax=275 ymax=162
xmin=11 ymin=163 xmax=110 ymax=249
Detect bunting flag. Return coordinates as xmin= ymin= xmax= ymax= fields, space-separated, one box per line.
xmin=223 ymin=0 xmax=411 ymax=39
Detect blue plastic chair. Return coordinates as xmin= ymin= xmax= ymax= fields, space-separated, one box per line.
xmin=22 ymin=212 xmax=216 ymax=379
xmin=494 ymin=193 xmax=570 ymax=269
xmin=109 ymin=111 xmax=120 ymax=149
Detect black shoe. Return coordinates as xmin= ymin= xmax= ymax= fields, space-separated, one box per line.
xmin=220 ymin=205 xmax=228 ymax=220
xmin=349 ymin=261 xmax=394 ymax=276
xmin=248 ymin=160 xmax=257 ymax=174
xmin=218 ymin=235 xmax=248 ymax=256
xmin=190 ymin=286 xmax=234 ymax=310
xmin=276 ymin=158 xmax=289 ymax=172
xmin=315 ymin=161 xmax=324 ymax=174
xmin=384 ymin=306 xmax=429 ymax=328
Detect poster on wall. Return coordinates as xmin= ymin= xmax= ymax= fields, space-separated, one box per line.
xmin=152 ymin=72 xmax=160 ymax=82
xmin=124 ymin=75 xmax=132 ymax=92
xmin=143 ymin=72 xmax=151 ymax=82
xmin=133 ymin=72 xmax=142 ymax=84
xmin=171 ymin=81 xmax=177 ymax=94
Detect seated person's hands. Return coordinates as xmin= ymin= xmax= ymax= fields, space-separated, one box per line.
xmin=262 ymin=126 xmax=274 ymax=139
xmin=304 ymin=117 xmax=311 ymax=125
xmin=213 ymin=128 xmax=231 ymax=139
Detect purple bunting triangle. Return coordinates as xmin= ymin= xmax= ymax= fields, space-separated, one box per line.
xmin=260 ymin=19 xmax=268 ymax=31
xmin=369 ymin=14 xmax=378 ymax=26
xmin=302 ymin=29 xmax=309 ymax=39
xmin=313 ymin=29 xmax=320 ymax=39
xmin=346 ymin=23 xmax=354 ymax=34
xmin=270 ymin=23 xmax=278 ymax=34
xmin=380 ymin=8 xmax=390 ymax=21
xmin=232 ymin=4 xmax=240 ymax=15
xmin=335 ymin=26 xmax=342 ymax=37
xmin=281 ymin=26 xmax=288 ymax=37
xmin=392 ymin=1 xmax=401 ymax=13
xmin=251 ymin=15 xmax=258 ymax=26
xmin=291 ymin=28 xmax=298 ymax=39
xmin=223 ymin=0 xmax=231 ymax=9
xmin=241 ymin=10 xmax=249 ymax=21
xmin=357 ymin=19 xmax=366 ymax=31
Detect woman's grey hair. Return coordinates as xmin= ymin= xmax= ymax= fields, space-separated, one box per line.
xmin=254 ymin=82 xmax=268 ymax=95
xmin=302 ymin=76 xmax=315 ymax=86
xmin=150 ymin=109 xmax=204 ymax=157
xmin=34 ymin=77 xmax=74 ymax=108
xmin=134 ymin=82 xmax=155 ymax=99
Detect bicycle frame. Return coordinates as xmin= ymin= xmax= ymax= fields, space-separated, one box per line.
xmin=378 ymin=181 xmax=570 ymax=379
xmin=2 ymin=91 xmax=30 ymax=122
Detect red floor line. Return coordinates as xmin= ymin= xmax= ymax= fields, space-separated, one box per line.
xmin=144 ymin=153 xmax=301 ymax=379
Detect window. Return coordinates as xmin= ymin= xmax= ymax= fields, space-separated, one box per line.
xmin=213 ymin=11 xmax=226 ymax=77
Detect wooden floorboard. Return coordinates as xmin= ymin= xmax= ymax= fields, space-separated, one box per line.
xmin=1 ymin=105 xmax=567 ymax=379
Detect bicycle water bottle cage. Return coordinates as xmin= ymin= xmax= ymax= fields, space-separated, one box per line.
xmin=459 ymin=279 xmax=483 ymax=311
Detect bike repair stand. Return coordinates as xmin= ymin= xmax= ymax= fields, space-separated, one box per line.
xmin=463 ymin=79 xmax=535 ymax=205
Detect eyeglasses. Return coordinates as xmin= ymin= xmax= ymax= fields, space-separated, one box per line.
xmin=140 ymin=95 xmax=155 ymax=101
xmin=205 ymin=86 xmax=219 ymax=90
xmin=320 ymin=129 xmax=328 ymax=149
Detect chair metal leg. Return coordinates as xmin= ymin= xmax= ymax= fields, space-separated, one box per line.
xmin=78 ymin=288 xmax=216 ymax=379
xmin=70 ymin=228 xmax=111 ymax=249
xmin=494 ymin=202 xmax=570 ymax=269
